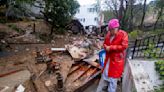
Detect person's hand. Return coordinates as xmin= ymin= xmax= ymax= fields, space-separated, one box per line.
xmin=104 ymin=44 xmax=110 ymax=52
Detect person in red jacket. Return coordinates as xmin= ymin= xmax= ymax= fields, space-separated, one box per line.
xmin=96 ymin=19 xmax=128 ymax=92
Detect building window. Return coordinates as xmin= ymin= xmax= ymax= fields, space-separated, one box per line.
xmin=83 ymin=18 xmax=85 ymax=22
xmin=94 ymin=17 xmax=98 ymax=21
xmin=95 ymin=7 xmax=99 ymax=12
xmin=88 ymin=8 xmax=95 ymax=13
xmin=78 ymin=18 xmax=85 ymax=22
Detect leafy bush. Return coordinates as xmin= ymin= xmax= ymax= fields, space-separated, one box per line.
xmin=128 ymin=30 xmax=138 ymax=40
xmin=144 ymin=43 xmax=161 ymax=59
xmin=128 ymin=30 xmax=144 ymax=40
xmin=155 ymin=60 xmax=164 ymax=80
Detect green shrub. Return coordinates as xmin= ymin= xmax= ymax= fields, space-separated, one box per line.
xmin=144 ymin=43 xmax=161 ymax=59
xmin=154 ymin=86 xmax=164 ymax=92
xmin=155 ymin=60 xmax=164 ymax=80
xmin=128 ymin=30 xmax=144 ymax=40
xmin=154 ymin=60 xmax=164 ymax=92
xmin=129 ymin=31 xmax=138 ymax=39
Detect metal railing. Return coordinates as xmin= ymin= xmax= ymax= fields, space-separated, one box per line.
xmin=128 ymin=33 xmax=164 ymax=59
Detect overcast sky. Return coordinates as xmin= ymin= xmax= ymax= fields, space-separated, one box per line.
xmin=77 ymin=0 xmax=154 ymax=5
xmin=77 ymin=0 xmax=96 ymax=5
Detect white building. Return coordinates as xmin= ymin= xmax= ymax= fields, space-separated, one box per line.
xmin=74 ymin=4 xmax=104 ymax=27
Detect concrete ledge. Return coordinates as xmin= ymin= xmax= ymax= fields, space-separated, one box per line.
xmin=122 ymin=59 xmax=161 ymax=92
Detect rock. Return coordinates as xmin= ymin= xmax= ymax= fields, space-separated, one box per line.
xmin=45 ymin=80 xmax=52 ymax=87
xmin=37 ymin=39 xmax=41 ymax=42
xmin=14 ymin=50 xmax=19 ymax=52
xmin=15 ymin=84 xmax=25 ymax=92
xmin=26 ymin=48 xmax=30 ymax=51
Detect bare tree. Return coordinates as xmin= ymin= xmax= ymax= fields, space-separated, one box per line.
xmin=103 ymin=0 xmax=144 ymax=31
xmin=104 ymin=0 xmax=119 ymax=18
xmin=118 ymin=0 xmax=124 ymax=20
xmin=154 ymin=0 xmax=164 ymax=30
xmin=140 ymin=0 xmax=147 ymax=29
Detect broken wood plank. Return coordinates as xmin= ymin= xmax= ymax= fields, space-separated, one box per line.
xmin=83 ymin=55 xmax=101 ymax=69
xmin=73 ymin=65 xmax=91 ymax=82
xmin=65 ymin=62 xmax=101 ymax=92
xmin=80 ymin=68 xmax=98 ymax=81
xmin=85 ymin=70 xmax=101 ymax=83
xmin=74 ymin=70 xmax=101 ymax=92
xmin=83 ymin=60 xmax=101 ymax=69
xmin=68 ymin=62 xmax=85 ymax=75
xmin=84 ymin=69 xmax=100 ymax=83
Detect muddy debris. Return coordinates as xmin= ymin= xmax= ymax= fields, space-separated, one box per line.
xmin=0 ymin=35 xmax=103 ymax=92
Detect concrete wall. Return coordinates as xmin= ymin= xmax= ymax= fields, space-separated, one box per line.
xmin=122 ymin=59 xmax=163 ymax=92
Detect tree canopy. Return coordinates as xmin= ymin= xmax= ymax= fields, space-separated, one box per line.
xmin=2 ymin=0 xmax=79 ymax=34
xmin=43 ymin=0 xmax=80 ymax=34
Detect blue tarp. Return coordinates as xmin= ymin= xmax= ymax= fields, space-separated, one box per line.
xmin=99 ymin=49 xmax=106 ymax=67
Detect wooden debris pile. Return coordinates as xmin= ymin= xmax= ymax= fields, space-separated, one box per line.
xmin=0 ymin=37 xmax=103 ymax=92
xmin=33 ymin=38 xmax=102 ymax=92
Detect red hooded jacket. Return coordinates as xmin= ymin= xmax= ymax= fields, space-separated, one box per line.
xmin=103 ymin=29 xmax=128 ymax=78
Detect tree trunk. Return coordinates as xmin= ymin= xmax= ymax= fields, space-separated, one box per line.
xmin=111 ymin=0 xmax=119 ymax=18
xmin=119 ymin=0 xmax=124 ymax=18
xmin=140 ymin=0 xmax=147 ymax=29
xmin=121 ymin=0 xmax=128 ymax=30
xmin=129 ymin=0 xmax=134 ymax=32
xmin=154 ymin=7 xmax=163 ymax=30
xmin=50 ymin=25 xmax=54 ymax=35
xmin=119 ymin=0 xmax=124 ymax=24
